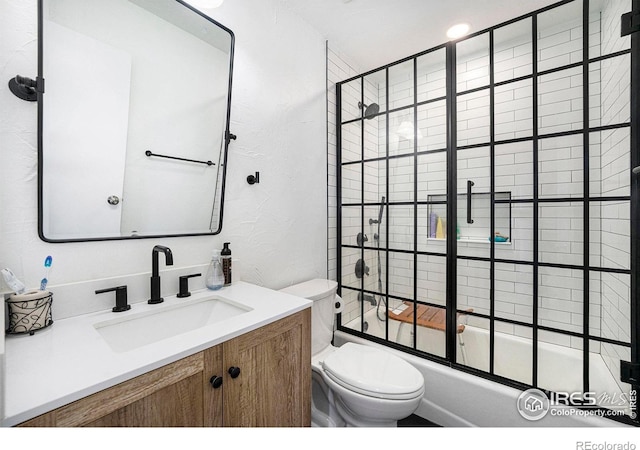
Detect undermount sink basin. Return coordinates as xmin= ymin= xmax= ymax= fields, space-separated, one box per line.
xmin=93 ymin=295 xmax=252 ymax=353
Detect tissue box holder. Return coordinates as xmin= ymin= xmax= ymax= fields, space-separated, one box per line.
xmin=5 ymin=290 xmax=53 ymax=335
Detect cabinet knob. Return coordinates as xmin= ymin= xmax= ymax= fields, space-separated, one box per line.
xmin=228 ymin=366 xmax=241 ymax=379
xmin=209 ymin=375 xmax=223 ymax=389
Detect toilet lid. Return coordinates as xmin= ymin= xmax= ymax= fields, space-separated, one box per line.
xmin=322 ymin=343 xmax=424 ymax=400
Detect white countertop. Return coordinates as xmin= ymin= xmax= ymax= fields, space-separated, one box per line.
xmin=2 ymin=282 xmax=311 ymax=427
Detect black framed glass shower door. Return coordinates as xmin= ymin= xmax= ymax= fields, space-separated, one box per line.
xmin=336 ymin=0 xmax=638 ymax=424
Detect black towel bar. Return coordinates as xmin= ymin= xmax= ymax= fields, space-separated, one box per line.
xmin=145 ymin=150 xmax=214 ymax=166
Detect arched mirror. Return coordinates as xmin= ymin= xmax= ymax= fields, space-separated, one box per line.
xmin=37 ymin=0 xmax=235 ymax=242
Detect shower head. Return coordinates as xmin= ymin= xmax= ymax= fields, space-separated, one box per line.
xmin=358 ymin=101 xmax=380 ymax=120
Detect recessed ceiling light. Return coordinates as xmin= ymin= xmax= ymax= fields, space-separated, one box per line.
xmin=186 ymin=0 xmax=224 ymax=9
xmin=446 ymin=23 xmax=470 ymax=40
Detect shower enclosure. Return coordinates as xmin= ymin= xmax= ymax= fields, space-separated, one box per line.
xmin=336 ymin=0 xmax=639 ymax=424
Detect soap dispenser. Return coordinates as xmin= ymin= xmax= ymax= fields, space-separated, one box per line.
xmin=221 ymin=242 xmax=232 ymax=286
xmin=205 ymin=250 xmax=224 ymax=290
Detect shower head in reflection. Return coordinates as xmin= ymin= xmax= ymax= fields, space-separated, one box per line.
xmin=358 ymin=101 xmax=379 ymax=119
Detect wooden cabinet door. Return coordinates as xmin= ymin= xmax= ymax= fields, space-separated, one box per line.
xmin=20 ymin=352 xmax=205 ymax=427
xmin=203 ymin=343 xmax=224 ymax=427
xmin=222 ymin=309 xmax=311 ymax=427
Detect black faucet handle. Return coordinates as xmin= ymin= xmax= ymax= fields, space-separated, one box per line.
xmin=95 ymin=285 xmax=131 ymax=313
xmin=177 ymin=273 xmax=202 ymax=298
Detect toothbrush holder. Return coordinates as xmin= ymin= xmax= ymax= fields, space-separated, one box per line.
xmin=5 ymin=289 xmax=54 ymax=336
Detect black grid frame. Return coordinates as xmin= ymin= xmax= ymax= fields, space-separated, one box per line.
xmin=336 ymin=0 xmax=638 ymax=425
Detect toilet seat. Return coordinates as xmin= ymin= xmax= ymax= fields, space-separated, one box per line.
xmin=321 ymin=343 xmax=424 ymax=400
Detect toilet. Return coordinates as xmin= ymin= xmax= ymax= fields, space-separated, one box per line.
xmin=280 ymin=279 xmax=425 ymax=427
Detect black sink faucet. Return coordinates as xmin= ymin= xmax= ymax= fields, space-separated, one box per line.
xmin=148 ymin=245 xmax=174 ymax=304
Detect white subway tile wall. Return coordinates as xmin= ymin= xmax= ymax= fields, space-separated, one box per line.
xmin=329 ymin=0 xmax=631 ymax=380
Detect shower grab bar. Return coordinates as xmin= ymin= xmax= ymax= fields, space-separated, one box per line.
xmin=145 ymin=150 xmax=215 ymax=167
xmin=466 ymin=180 xmax=474 ymax=224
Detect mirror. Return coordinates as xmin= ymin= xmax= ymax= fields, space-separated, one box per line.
xmin=38 ymin=0 xmax=234 ymax=241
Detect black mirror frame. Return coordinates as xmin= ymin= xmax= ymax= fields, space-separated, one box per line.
xmin=36 ymin=0 xmax=235 ymax=243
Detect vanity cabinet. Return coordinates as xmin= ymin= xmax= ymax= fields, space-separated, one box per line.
xmin=18 ymin=309 xmax=310 ymax=427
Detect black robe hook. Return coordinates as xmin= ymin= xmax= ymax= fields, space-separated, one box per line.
xmin=8 ymin=75 xmax=40 ymax=102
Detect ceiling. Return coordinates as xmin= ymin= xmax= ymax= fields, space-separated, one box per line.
xmin=281 ymin=0 xmax=562 ymax=73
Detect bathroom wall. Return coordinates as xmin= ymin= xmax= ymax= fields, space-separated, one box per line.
xmin=0 ymin=0 xmax=327 ymax=415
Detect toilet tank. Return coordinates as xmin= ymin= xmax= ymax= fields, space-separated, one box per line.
xmin=280 ymin=279 xmax=338 ymax=355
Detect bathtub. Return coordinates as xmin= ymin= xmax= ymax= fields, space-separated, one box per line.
xmin=337 ymin=310 xmax=632 ymax=427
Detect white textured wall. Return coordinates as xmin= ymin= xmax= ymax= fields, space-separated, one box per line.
xmin=0 ymin=0 xmax=327 ymax=416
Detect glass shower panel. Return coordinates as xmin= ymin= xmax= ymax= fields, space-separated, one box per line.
xmin=340 ymin=121 xmax=362 ymax=163
xmin=363 ymin=114 xmax=386 ymax=160
xmin=365 ymin=202 xmax=387 ymax=249
xmin=388 ymin=60 xmax=414 ymax=110
xmin=389 ymin=109 xmax=415 ymax=157
xmin=495 ymin=203 xmax=533 ymax=262
xmin=341 ymin=205 xmax=362 ymax=246
xmin=495 ymin=141 xmax=533 ymax=200
xmin=417 ymin=151 xmax=447 ymax=199
xmin=414 ymin=253 xmax=447 ymax=358
xmin=389 ymin=251 xmax=414 ymax=300
xmin=538 ymin=202 xmax=584 ymax=266
xmin=537 ymin=66 xmax=583 ymax=135
xmin=363 ymin=160 xmax=386 ymax=205
xmin=538 ymin=266 xmax=584 ymax=334
xmin=589 ymin=55 xmax=631 ymax=128
xmin=457 ymin=89 xmax=491 ymax=146
xmin=340 ymin=163 xmax=362 ymax=204
xmin=340 ymin=245 xmax=362 ymax=292
xmin=590 ymin=200 xmax=630 ymax=271
xmin=339 ymin=288 xmax=365 ymax=334
xmin=590 ymin=271 xmax=631 ymax=342
xmin=590 ymin=129 xmax=630 ymax=198
xmin=340 ymin=78 xmax=362 ymax=122
xmin=388 ymin=156 xmax=414 ymax=203
xmin=457 ymin=316 xmax=490 ymax=372
xmin=494 ymin=324 xmax=533 ymax=385
xmin=494 ymin=263 xmax=533 ymax=324
xmin=457 ymin=259 xmax=491 ymax=316
xmin=363 ymin=69 xmax=387 ymax=115
xmin=493 ymin=17 xmax=532 ymax=84
xmin=388 ymin=205 xmax=413 ymax=252
xmin=538 ymin=134 xmax=584 ymax=199
xmin=363 ymin=248 xmax=386 ymax=296
xmin=417 ymin=100 xmax=447 ymax=151
xmin=418 ymin=150 xmax=447 ymax=254
xmin=537 ymin=329 xmax=584 ymax=394
xmin=457 ymin=146 xmax=491 ymax=258
xmin=589 ymin=0 xmax=631 ymax=59
xmin=456 ymin=32 xmax=490 ymax=92
xmin=494 ymin=79 xmax=533 ymax=141
xmin=537 ymin=0 xmax=583 ymax=73
xmin=416 ymin=48 xmax=446 ymax=102
xmin=417 ymin=205 xmax=446 ymax=254
xmin=417 ymin=254 xmax=447 ymax=306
